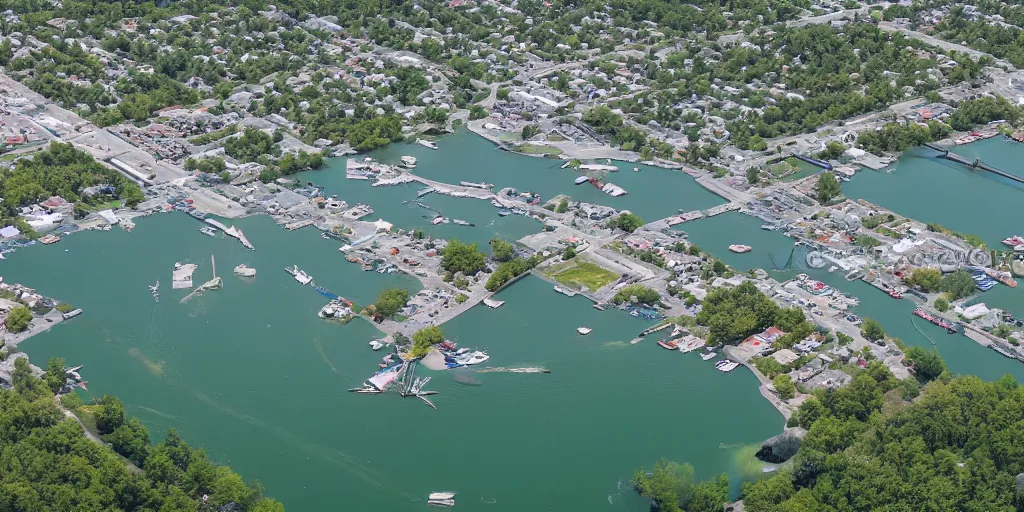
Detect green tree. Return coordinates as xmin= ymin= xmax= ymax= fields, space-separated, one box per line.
xmin=905 ymin=346 xmax=947 ymax=382
xmin=907 ymin=267 xmax=942 ymax=292
xmin=372 ymin=288 xmax=409 ymax=318
xmin=441 ymin=239 xmax=487 ymax=276
xmin=521 ymin=124 xmax=540 ymax=140
xmin=608 ymin=212 xmax=644 ymax=233
xmin=563 ymin=245 xmax=576 ymax=260
xmin=489 ymin=238 xmax=516 ymax=262
xmin=940 ymin=270 xmax=976 ymax=300
xmin=860 ymin=318 xmax=885 ymax=341
xmin=556 ymin=197 xmax=569 ymax=213
xmin=95 ymin=394 xmax=126 ymax=435
xmin=773 ymin=374 xmax=796 ymax=399
xmin=746 ymin=167 xmax=761 ymax=185
xmin=410 ymin=326 xmax=445 ymax=358
xmin=4 ymin=305 xmax=32 ymax=333
xmin=815 ymin=172 xmax=841 ymax=204
xmin=696 ymin=282 xmax=781 ymax=345
xmin=934 ymin=296 xmax=950 ymax=312
xmin=104 ymin=417 xmax=151 ymax=466
xmin=44 ymin=356 xmax=65 ymax=394
xmin=612 ymin=284 xmax=660 ymax=305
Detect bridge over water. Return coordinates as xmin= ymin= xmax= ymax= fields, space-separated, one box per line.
xmin=923 ymin=142 xmax=1024 ymax=184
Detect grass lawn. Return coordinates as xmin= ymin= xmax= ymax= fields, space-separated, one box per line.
xmin=515 ymin=143 xmax=562 ymax=155
xmin=545 ymin=260 xmax=619 ymax=292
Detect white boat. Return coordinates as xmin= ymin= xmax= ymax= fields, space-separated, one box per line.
xmin=828 ymin=265 xmax=838 ymax=272
xmin=700 ymin=352 xmax=716 ymax=361
xmin=369 ymin=340 xmax=384 ymax=351
xmin=577 ymin=327 xmax=592 ymax=335
xmin=717 ymin=361 xmax=740 ymax=372
xmin=233 ymin=264 xmax=256 ymax=277
xmin=199 ymin=226 xmax=218 ymax=237
xmin=431 ymin=216 xmax=449 ymax=225
xmin=459 ymin=181 xmax=492 ymax=189
xmin=574 ymin=176 xmax=589 ymax=185
xmin=728 ymin=244 xmax=752 ymax=253
xmin=455 ymin=351 xmax=489 ymax=366
xmin=452 ymin=219 xmax=474 ymax=226
xmin=285 ymin=265 xmax=313 ymax=285
xmin=600 ymin=182 xmax=627 ymax=196
xmin=401 ymin=156 xmax=417 ymax=168
xmin=415 ymin=138 xmax=438 ymax=150
xmin=429 ymin=492 xmax=456 ymax=501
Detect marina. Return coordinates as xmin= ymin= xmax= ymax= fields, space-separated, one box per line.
xmin=10 ymin=128 xmax=1024 ymax=512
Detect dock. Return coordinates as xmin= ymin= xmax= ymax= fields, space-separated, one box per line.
xmin=284 ymin=219 xmax=315 ymax=230
xmin=483 ymin=298 xmax=505 ymax=308
xmin=172 ymin=263 xmax=198 ymax=289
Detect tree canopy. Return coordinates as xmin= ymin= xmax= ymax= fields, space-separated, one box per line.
xmin=371 ymin=288 xmax=409 ymax=318
xmin=441 ymin=239 xmax=488 ymax=276
xmin=815 ymin=172 xmax=841 ymax=204
xmin=940 ymin=270 xmax=977 ymax=301
xmin=0 ymin=358 xmax=284 ymax=512
xmin=631 ymin=459 xmax=729 ymax=512
xmin=4 ymin=305 xmax=32 ymax=333
xmin=906 ymin=267 xmax=942 ymax=293
xmin=489 ymin=238 xmax=516 ymax=263
xmin=612 ymin=284 xmax=661 ymax=305
xmin=860 ymin=317 xmax=886 ymax=341
xmin=696 ymin=282 xmax=781 ymax=345
xmin=607 ymin=212 xmax=644 ymax=233
xmin=743 ymin=372 xmax=1024 ymax=511
xmin=410 ymin=325 xmax=445 ymax=358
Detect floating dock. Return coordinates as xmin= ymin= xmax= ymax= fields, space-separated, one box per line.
xmin=483 ymin=298 xmax=505 ymax=309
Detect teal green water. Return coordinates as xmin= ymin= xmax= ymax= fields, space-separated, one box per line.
xmin=842 ymin=137 xmax=1024 ymax=319
xmin=366 ymin=130 xmax=726 ymax=221
xmin=10 ymin=213 xmax=780 ymax=511
xmin=10 ymin=133 xmax=1024 ymax=511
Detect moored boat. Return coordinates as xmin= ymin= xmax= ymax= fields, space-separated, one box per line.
xmin=401 ymin=155 xmax=417 ymax=168
xmin=657 ymin=339 xmax=680 ymax=350
xmin=415 ymin=138 xmax=438 ymax=150
xmin=574 ymin=176 xmax=589 ymax=185
xmin=1002 ymin=235 xmax=1024 ymax=247
xmin=40 ymin=234 xmax=61 ymax=245
xmin=233 ymin=264 xmax=256 ymax=277
xmin=728 ymin=244 xmax=752 ymax=253
xmin=285 ymin=265 xmax=313 ymax=285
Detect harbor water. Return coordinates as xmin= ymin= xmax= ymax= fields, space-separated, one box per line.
xmin=7 ymin=132 xmax=1024 ymax=511
xmin=9 ymin=214 xmax=780 ymax=512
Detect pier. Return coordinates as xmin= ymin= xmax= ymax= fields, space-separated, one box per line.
xmin=923 ymin=143 xmax=1024 ymax=184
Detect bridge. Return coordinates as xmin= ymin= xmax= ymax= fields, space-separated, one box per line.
xmin=923 ymin=143 xmax=1024 ymax=184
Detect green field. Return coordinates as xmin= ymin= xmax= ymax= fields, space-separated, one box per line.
xmin=515 ymin=143 xmax=562 ymax=155
xmin=545 ymin=260 xmax=619 ymax=292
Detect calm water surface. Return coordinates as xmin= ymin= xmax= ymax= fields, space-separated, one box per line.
xmin=9 ymin=133 xmax=1024 ymax=510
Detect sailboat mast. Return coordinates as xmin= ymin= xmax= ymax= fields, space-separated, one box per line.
xmin=211 ymin=254 xmax=216 ymax=279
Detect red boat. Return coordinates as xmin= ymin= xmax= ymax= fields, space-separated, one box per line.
xmin=657 ymin=339 xmax=680 ymax=350
xmin=1002 ymin=235 xmax=1024 ymax=247
xmin=888 ymin=290 xmax=903 ymax=299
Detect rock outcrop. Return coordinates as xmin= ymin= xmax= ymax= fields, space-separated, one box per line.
xmin=755 ymin=427 xmax=807 ymax=464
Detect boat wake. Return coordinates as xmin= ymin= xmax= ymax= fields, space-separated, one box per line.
xmin=479 ymin=498 xmax=497 ymax=504
xmin=719 ymin=443 xmax=741 ymax=449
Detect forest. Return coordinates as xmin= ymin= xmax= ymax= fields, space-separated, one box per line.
xmin=0 ymin=357 xmax=284 ymax=511
xmin=0 ymin=143 xmax=145 ymax=236
xmin=635 ymin=346 xmax=1024 ymax=511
